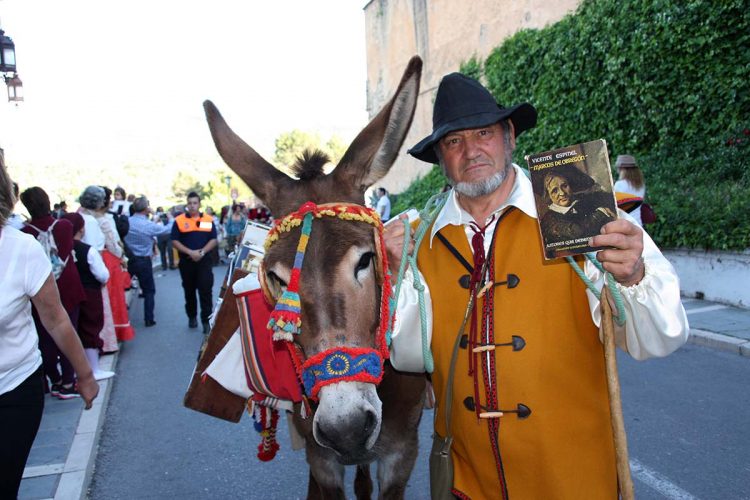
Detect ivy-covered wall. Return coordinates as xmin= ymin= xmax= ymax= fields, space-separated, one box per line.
xmin=395 ymin=0 xmax=750 ymax=250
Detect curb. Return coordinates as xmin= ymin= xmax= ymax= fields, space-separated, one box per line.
xmin=688 ymin=328 xmax=750 ymax=357
xmin=55 ymin=351 xmax=118 ymax=500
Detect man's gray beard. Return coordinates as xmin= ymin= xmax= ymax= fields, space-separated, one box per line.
xmin=453 ymin=158 xmax=512 ymax=198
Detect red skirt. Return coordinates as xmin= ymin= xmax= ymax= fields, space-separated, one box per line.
xmin=102 ymin=250 xmax=135 ymax=342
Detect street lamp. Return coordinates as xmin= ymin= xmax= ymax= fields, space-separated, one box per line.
xmin=1 ymin=28 xmax=23 ymax=103
xmin=0 ymin=29 xmax=16 ymax=73
xmin=6 ymin=74 xmax=22 ymax=102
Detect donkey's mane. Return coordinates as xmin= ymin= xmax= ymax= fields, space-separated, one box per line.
xmin=292 ymin=149 xmax=330 ymax=181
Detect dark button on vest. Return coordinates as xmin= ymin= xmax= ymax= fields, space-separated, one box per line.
xmin=463 ymin=397 xmax=532 ymax=419
xmin=460 ymin=334 xmax=526 ymax=352
xmin=459 ymin=273 xmax=520 ymax=290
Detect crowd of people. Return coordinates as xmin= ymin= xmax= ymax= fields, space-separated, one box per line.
xmin=5 ymin=180 xmax=277 ymax=396
xmin=0 ymin=147 xmax=277 ymax=497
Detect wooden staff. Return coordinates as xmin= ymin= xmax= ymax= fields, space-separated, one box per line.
xmin=601 ymin=286 xmax=635 ymax=500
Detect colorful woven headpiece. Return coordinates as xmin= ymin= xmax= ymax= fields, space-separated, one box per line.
xmin=265 ymin=209 xmax=314 ymax=340
xmin=301 ymin=347 xmax=383 ymax=400
xmin=262 ymin=201 xmax=393 ymax=359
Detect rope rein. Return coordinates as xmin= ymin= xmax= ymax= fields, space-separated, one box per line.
xmin=387 ymin=191 xmax=449 ymax=373
xmin=565 ymin=254 xmax=627 ymax=326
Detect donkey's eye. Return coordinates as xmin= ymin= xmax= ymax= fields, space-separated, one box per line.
xmin=354 ymin=252 xmax=375 ymax=276
xmin=267 ymin=271 xmax=287 ymax=289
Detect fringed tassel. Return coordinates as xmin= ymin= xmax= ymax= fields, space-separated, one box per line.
xmin=267 ymin=212 xmax=314 ymax=339
xmin=252 ymin=404 xmax=280 ymax=462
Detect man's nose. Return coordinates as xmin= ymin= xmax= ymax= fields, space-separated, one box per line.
xmin=463 ymin=136 xmax=481 ymax=158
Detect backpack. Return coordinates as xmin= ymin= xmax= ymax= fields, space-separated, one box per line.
xmin=25 ymin=220 xmax=68 ymax=280
xmin=109 ymin=210 xmax=130 ymax=238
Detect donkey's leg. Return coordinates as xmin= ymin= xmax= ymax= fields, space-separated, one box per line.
xmin=375 ymin=367 xmax=427 ymax=500
xmin=375 ymin=436 xmax=420 ymax=499
xmin=305 ymin=441 xmax=346 ymax=500
xmin=354 ymin=464 xmax=373 ymax=500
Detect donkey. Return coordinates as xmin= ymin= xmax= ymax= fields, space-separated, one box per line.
xmin=204 ymin=57 xmax=426 ymax=499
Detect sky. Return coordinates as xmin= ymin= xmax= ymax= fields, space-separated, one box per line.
xmin=0 ymin=0 xmax=369 ymax=172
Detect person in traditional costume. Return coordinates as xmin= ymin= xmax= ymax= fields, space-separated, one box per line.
xmin=386 ymin=73 xmax=689 ymax=499
xmin=78 ymin=186 xmax=121 ymax=353
xmin=97 ymin=186 xmax=135 ymax=343
xmin=61 ymin=212 xmax=114 ymax=381
xmin=613 ymin=154 xmax=647 ymax=227
xmin=20 ymin=186 xmax=86 ymax=399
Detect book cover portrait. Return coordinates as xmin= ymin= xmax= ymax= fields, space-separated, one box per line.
xmin=526 ymin=140 xmax=617 ymax=260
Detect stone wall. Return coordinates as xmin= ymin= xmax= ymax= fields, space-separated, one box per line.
xmin=364 ymin=0 xmax=580 ymax=193
xmin=663 ymin=249 xmax=750 ymax=309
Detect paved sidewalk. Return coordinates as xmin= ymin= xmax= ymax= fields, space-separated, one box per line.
xmin=17 ymin=295 xmax=750 ymax=499
xmin=682 ymin=297 xmax=750 ymax=356
xmin=18 ymin=354 xmax=116 ymax=500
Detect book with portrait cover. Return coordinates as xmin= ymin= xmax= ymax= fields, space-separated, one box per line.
xmin=525 ymin=139 xmax=618 ymax=260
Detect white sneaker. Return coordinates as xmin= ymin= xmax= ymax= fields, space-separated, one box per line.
xmin=94 ymin=370 xmax=115 ymax=381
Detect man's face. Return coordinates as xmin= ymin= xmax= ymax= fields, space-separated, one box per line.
xmin=545 ymin=175 xmax=573 ymax=207
xmin=186 ymin=196 xmax=201 ymax=215
xmin=437 ymin=122 xmax=515 ymax=198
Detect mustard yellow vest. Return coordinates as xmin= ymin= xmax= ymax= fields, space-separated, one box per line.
xmin=418 ymin=208 xmax=617 ymax=499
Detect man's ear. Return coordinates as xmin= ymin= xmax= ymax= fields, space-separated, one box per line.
xmin=507 ymin=120 xmax=517 ymax=150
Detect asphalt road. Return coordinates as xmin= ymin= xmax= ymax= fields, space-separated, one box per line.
xmin=88 ymin=265 xmax=750 ymax=499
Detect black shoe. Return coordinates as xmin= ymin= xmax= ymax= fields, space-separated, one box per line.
xmin=50 ymin=383 xmax=62 ymax=398
xmin=145 ymin=320 xmax=156 ymax=327
xmin=202 ymin=321 xmax=210 ymax=335
xmin=188 ymin=317 xmax=198 ymax=328
xmin=56 ymin=385 xmax=81 ymax=400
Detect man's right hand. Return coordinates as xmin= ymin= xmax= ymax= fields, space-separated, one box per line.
xmin=383 ymin=213 xmax=414 ymax=274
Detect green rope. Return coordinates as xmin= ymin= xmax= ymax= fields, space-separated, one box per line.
xmin=565 ymin=254 xmax=627 ymax=327
xmin=388 ymin=191 xmax=449 ymax=373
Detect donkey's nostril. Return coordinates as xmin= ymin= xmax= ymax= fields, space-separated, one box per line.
xmin=315 ymin=422 xmax=334 ymax=449
xmin=363 ymin=409 xmax=377 ymax=438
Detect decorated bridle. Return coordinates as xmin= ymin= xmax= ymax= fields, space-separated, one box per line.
xmin=258 ymin=201 xmax=393 ymax=401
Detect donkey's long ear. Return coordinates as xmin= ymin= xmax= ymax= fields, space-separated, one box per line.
xmin=204 ymin=100 xmax=294 ymax=210
xmin=333 ymin=56 xmax=422 ymax=191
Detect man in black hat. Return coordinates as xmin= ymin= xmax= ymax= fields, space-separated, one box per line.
xmin=385 ymin=73 xmax=688 ymax=498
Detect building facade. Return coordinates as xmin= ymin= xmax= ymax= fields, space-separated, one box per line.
xmin=364 ymin=0 xmax=580 ymax=192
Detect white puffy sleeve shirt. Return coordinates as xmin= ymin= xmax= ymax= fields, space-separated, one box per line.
xmin=390 ymin=165 xmax=689 ymax=371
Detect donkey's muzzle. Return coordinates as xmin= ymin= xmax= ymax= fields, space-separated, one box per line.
xmin=315 ymin=407 xmax=378 ymax=462
xmin=312 ymin=381 xmax=383 ymax=463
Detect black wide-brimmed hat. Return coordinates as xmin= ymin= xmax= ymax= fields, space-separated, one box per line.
xmin=408 ymin=72 xmax=537 ymax=164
